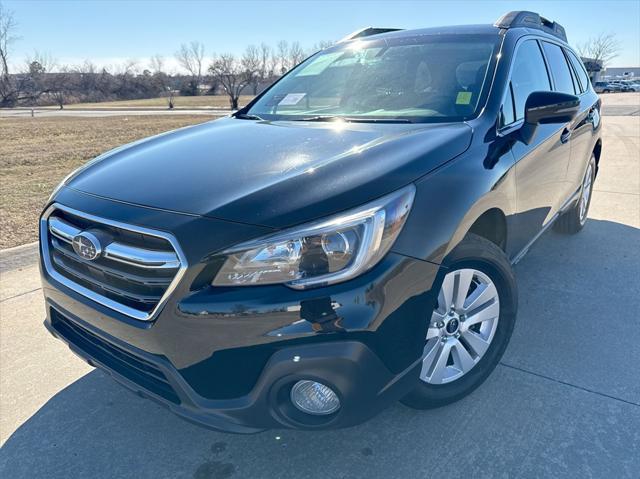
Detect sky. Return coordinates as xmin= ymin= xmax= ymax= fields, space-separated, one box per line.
xmin=4 ymin=0 xmax=640 ymax=72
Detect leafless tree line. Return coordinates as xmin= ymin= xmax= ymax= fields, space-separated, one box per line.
xmin=577 ymin=33 xmax=621 ymax=67
xmin=0 ymin=3 xmax=333 ymax=109
xmin=177 ymin=39 xmax=331 ymax=108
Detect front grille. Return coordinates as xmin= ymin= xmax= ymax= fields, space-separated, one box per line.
xmin=41 ymin=204 xmax=185 ymax=321
xmin=51 ymin=309 xmax=180 ymax=404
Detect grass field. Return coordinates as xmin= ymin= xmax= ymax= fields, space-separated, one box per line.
xmin=0 ymin=115 xmax=212 ymax=249
xmin=39 ymin=95 xmax=255 ymax=110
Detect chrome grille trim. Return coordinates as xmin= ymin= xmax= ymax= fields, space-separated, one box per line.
xmin=49 ymin=217 xmax=77 ymax=243
xmin=41 ymin=203 xmax=189 ymax=321
xmin=103 ymin=243 xmax=180 ymax=270
xmin=49 ymin=217 xmax=180 ymax=269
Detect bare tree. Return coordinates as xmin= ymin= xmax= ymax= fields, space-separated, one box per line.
xmin=289 ymin=41 xmax=305 ymax=67
xmin=259 ymin=42 xmax=272 ymax=79
xmin=269 ymin=49 xmax=279 ymax=79
xmin=175 ymin=41 xmax=205 ymax=95
xmin=209 ymin=53 xmax=249 ymax=109
xmin=149 ymin=54 xmax=165 ymax=76
xmin=74 ymin=60 xmax=100 ymax=102
xmin=311 ymin=40 xmax=334 ymax=53
xmin=242 ymin=44 xmax=261 ymax=95
xmin=577 ymin=33 xmax=621 ymax=67
xmin=21 ymin=51 xmax=56 ymax=102
xmin=150 ymin=54 xmax=174 ymax=108
xmin=0 ymin=2 xmax=19 ymax=106
xmin=25 ymin=50 xmax=55 ymax=74
xmin=276 ymin=40 xmax=290 ymax=74
xmin=46 ymin=65 xmax=73 ymax=109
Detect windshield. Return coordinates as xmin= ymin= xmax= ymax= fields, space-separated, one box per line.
xmin=247 ymin=34 xmax=499 ymax=123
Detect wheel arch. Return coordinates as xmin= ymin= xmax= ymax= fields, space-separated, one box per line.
xmin=443 ymin=199 xmax=512 ymax=262
xmin=466 ymin=208 xmax=508 ymax=252
xmin=593 ymin=138 xmax=602 ymax=176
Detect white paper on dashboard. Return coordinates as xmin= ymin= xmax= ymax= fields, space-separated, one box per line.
xmin=278 ymin=93 xmax=306 ymax=105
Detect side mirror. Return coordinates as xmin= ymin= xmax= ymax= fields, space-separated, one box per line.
xmin=520 ymin=91 xmax=580 ymax=145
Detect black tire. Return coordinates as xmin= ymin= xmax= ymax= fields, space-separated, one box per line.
xmin=401 ymin=233 xmax=518 ymax=410
xmin=553 ymin=154 xmax=596 ymax=234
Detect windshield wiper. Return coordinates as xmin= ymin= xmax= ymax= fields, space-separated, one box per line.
xmin=294 ymin=115 xmax=413 ymax=123
xmin=234 ymin=112 xmax=265 ymax=120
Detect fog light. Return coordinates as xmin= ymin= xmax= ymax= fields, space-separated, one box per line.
xmin=290 ymin=380 xmax=340 ymax=415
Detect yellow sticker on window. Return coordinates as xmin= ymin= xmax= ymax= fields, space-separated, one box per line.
xmin=456 ymin=91 xmax=472 ymax=105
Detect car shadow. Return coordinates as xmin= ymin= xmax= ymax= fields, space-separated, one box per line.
xmin=1 ymin=218 xmax=639 ymax=479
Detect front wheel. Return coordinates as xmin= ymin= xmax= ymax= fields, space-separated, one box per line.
xmin=401 ymin=234 xmax=517 ymax=409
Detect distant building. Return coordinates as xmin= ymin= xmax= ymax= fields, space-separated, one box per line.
xmin=603 ymin=67 xmax=640 ymax=79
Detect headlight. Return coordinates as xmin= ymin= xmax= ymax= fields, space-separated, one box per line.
xmin=213 ymin=185 xmax=415 ymax=289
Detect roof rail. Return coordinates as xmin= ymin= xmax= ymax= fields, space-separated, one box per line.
xmin=338 ymin=27 xmax=403 ymax=43
xmin=494 ymin=11 xmax=567 ymax=42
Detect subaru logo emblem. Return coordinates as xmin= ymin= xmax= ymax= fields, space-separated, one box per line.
xmin=72 ymin=232 xmax=102 ymax=261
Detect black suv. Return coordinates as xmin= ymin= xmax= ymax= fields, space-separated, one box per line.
xmin=41 ymin=11 xmax=601 ymax=432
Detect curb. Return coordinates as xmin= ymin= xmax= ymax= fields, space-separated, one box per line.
xmin=0 ymin=242 xmax=40 ymax=274
xmin=0 ymin=241 xmax=38 ymax=254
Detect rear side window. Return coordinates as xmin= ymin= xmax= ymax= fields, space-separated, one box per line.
xmin=566 ymin=50 xmax=591 ymax=93
xmin=503 ymin=40 xmax=551 ymax=125
xmin=541 ymin=42 xmax=576 ymax=94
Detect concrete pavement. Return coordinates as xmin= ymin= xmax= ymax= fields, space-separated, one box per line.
xmin=1 ymin=114 xmax=638 ymax=478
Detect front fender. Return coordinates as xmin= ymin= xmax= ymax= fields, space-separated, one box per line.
xmin=391 ymin=145 xmax=517 ymax=264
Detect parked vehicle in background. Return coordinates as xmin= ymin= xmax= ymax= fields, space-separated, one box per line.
xmin=594 ymin=81 xmax=619 ymax=93
xmin=39 ymin=11 xmax=602 ymax=432
xmin=609 ymin=80 xmax=634 ymax=92
xmin=620 ymin=80 xmax=640 ymax=92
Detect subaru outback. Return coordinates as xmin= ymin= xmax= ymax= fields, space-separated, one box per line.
xmin=41 ymin=11 xmax=602 ymax=432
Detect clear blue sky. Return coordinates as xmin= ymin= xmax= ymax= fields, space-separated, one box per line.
xmin=5 ymin=0 xmax=640 ymax=71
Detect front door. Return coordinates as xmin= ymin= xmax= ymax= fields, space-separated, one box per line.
xmin=500 ymin=39 xmax=571 ymax=249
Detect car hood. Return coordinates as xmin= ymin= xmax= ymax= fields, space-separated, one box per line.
xmin=67 ymin=117 xmax=472 ymax=228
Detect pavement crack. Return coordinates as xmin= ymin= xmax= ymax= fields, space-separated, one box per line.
xmin=499 ymin=362 xmax=640 ymax=408
xmin=1 ymin=287 xmax=42 ymax=303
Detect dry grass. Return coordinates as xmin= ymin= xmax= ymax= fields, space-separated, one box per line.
xmin=0 ymin=115 xmax=213 ymax=249
xmin=39 ymin=95 xmax=255 ymax=110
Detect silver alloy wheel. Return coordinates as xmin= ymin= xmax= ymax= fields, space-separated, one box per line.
xmin=420 ymin=268 xmax=500 ymax=384
xmin=579 ymin=161 xmax=594 ymax=225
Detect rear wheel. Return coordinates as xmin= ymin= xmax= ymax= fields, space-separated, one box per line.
xmin=553 ymin=154 xmax=596 ymax=234
xmin=402 ymin=234 xmax=517 ymax=409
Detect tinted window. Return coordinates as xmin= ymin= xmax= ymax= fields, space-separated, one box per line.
xmin=247 ymin=35 xmax=499 ymax=122
xmin=542 ymin=42 xmax=576 ymax=94
xmin=566 ymin=50 xmax=591 ymax=92
xmin=506 ymin=40 xmax=551 ymax=123
xmin=501 ymin=84 xmax=515 ymax=126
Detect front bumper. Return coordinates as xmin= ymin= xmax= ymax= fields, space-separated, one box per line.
xmin=45 ymin=305 xmax=425 ymax=433
xmin=41 ymin=189 xmax=441 ymax=432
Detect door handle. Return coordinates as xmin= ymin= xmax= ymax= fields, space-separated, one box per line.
xmin=560 ymin=128 xmax=572 ymax=143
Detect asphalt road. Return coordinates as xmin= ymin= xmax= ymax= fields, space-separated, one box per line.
xmin=1 ymin=91 xmax=638 ymax=118
xmin=1 ymin=115 xmax=639 ymax=478
xmin=0 ymin=108 xmax=229 ymax=118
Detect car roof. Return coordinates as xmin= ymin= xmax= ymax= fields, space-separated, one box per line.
xmin=353 ymin=23 xmax=571 ymax=48
xmin=371 ymin=24 xmax=501 ymax=40
xmin=345 ymin=11 xmax=569 ymax=45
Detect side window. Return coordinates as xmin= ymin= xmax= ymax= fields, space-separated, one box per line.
xmin=504 ymin=40 xmax=551 ymax=125
xmin=566 ymin=50 xmax=591 ymax=93
xmin=541 ymin=42 xmax=576 ymax=94
xmin=501 ymin=84 xmax=515 ymax=126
